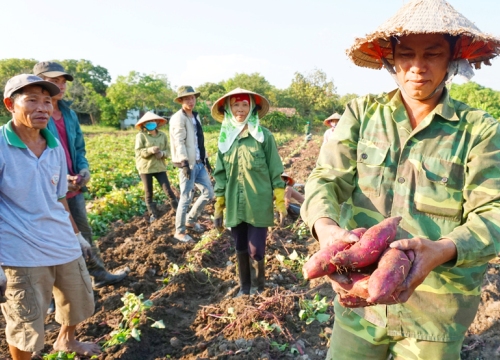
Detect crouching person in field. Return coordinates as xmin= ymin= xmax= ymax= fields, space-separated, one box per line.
xmin=0 ymin=74 xmax=101 ymax=359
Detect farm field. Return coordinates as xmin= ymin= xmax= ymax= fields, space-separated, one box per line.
xmin=0 ymin=130 xmax=499 ymax=360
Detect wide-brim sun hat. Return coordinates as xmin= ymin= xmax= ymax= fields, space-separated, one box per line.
xmin=135 ymin=111 xmax=167 ymax=129
xmin=323 ymin=112 xmax=341 ymax=126
xmin=211 ymin=87 xmax=270 ymax=122
xmin=346 ymin=0 xmax=500 ymax=70
xmin=174 ymin=85 xmax=200 ymax=104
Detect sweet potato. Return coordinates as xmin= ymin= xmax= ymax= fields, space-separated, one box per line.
xmin=302 ymin=227 xmax=366 ymax=280
xmin=332 ymin=216 xmax=402 ymax=269
xmin=367 ymin=248 xmax=411 ymax=303
xmin=338 ymin=293 xmax=373 ymax=308
xmin=338 ymin=272 xmax=371 ymax=299
xmin=302 ymin=241 xmax=351 ymax=280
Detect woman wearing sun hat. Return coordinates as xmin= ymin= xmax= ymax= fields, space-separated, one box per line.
xmin=212 ymin=88 xmax=286 ymax=296
xmin=135 ymin=111 xmax=178 ymax=222
xmin=322 ymin=112 xmax=341 ymax=144
xmin=300 ymin=0 xmax=500 ymax=358
xmin=281 ymin=173 xmax=304 ymax=217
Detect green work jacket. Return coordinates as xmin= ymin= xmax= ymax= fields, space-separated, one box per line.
xmin=214 ymin=127 xmax=285 ymax=228
xmin=134 ymin=130 xmax=170 ymax=174
xmin=301 ymin=88 xmax=500 ymax=342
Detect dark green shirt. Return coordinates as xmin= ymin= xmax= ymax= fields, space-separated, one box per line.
xmin=214 ymin=127 xmax=285 ymax=227
xmin=301 ymin=89 xmax=500 ymax=342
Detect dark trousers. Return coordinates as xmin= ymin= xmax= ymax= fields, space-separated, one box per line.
xmin=231 ymin=222 xmax=267 ymax=261
xmin=140 ymin=172 xmax=174 ymax=205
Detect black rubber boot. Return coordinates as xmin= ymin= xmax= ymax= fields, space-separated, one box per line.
xmin=235 ymin=251 xmax=251 ymax=297
xmin=147 ymin=203 xmax=159 ymax=222
xmin=250 ymin=258 xmax=265 ymax=295
xmin=168 ymin=192 xmax=179 ymax=209
xmin=87 ymin=245 xmax=128 ymax=289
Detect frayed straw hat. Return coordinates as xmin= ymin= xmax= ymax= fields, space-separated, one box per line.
xmin=347 ymin=0 xmax=500 ymax=70
xmin=135 ymin=111 xmax=167 ymax=129
xmin=211 ymin=87 xmax=270 ymax=122
xmin=323 ymin=112 xmax=341 ymax=126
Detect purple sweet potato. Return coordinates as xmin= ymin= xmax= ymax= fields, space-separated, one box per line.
xmin=367 ymin=248 xmax=411 ymax=303
xmin=332 ymin=216 xmax=402 ymax=269
xmin=302 ymin=228 xmax=366 ymax=280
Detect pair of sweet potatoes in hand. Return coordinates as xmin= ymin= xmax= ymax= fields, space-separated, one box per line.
xmin=303 ymin=217 xmax=413 ymax=307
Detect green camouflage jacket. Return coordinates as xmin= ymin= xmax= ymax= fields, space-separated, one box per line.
xmin=301 ymin=88 xmax=500 ymax=342
xmin=213 ymin=127 xmax=285 ymax=228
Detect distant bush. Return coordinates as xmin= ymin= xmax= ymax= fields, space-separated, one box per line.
xmin=261 ymin=111 xmax=302 ymax=132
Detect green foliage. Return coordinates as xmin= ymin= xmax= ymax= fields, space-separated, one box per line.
xmin=196 ymin=82 xmax=226 ymax=102
xmin=275 ymin=250 xmax=308 ymax=280
xmin=0 ymin=58 xmax=38 ymax=116
xmin=103 ymin=292 xmax=164 ymax=348
xmin=298 ymin=294 xmax=331 ymax=325
xmin=106 ymin=71 xmax=176 ymax=126
xmin=450 ymin=82 xmax=500 ymax=119
xmin=260 ymin=111 xmax=300 ymax=132
xmin=289 ymin=69 xmax=339 ymax=118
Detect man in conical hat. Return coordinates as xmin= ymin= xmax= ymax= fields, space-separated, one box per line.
xmin=301 ymin=0 xmax=500 ymax=358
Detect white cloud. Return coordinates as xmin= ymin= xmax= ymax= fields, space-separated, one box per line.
xmin=172 ymin=54 xmax=270 ymax=88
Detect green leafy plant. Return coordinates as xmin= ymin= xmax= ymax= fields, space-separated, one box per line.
xmin=276 ymin=250 xmax=309 ymax=279
xmin=103 ymin=292 xmax=165 ymax=348
xmin=270 ymin=341 xmax=289 ymax=352
xmin=298 ymin=293 xmax=331 ymax=325
xmin=252 ymin=320 xmax=281 ymax=336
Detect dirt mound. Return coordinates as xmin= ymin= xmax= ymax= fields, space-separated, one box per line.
xmin=0 ymin=134 xmax=499 ymax=360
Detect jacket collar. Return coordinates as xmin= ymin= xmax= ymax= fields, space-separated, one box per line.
xmin=2 ymin=120 xmax=58 ymax=149
xmin=376 ymin=88 xmax=459 ymax=122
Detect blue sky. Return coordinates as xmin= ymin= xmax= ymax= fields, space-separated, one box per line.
xmin=5 ymin=0 xmax=500 ymax=96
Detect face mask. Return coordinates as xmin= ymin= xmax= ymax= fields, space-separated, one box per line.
xmin=144 ymin=122 xmax=157 ymax=131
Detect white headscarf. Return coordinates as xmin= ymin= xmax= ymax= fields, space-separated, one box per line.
xmin=217 ymin=95 xmax=264 ymax=154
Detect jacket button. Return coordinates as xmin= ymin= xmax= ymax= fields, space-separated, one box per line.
xmin=398 ymin=177 xmax=405 ymax=183
xmin=441 ymin=177 xmax=448 ymax=183
xmin=361 ymin=153 xmax=368 ymax=160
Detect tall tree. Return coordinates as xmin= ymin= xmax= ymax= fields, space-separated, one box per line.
xmin=196 ymin=82 xmax=226 ymax=103
xmin=288 ymin=69 xmax=338 ymax=118
xmin=106 ymin=71 xmax=176 ymax=125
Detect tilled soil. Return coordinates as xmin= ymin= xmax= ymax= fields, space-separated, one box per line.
xmin=1 ymin=135 xmax=499 ymax=360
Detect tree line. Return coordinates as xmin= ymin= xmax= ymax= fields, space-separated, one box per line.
xmin=1 ymin=58 xmax=499 ymax=128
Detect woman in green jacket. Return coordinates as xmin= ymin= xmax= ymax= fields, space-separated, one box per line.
xmin=212 ymin=88 xmax=287 ymax=296
xmin=135 ymin=112 xmax=178 ymax=222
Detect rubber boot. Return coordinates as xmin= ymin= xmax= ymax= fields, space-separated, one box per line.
xmin=250 ymin=258 xmax=266 ymax=295
xmin=87 ymin=245 xmax=128 ymax=289
xmin=147 ymin=203 xmax=159 ymax=223
xmin=168 ymin=192 xmax=179 ymax=209
xmin=235 ymin=251 xmax=251 ymax=297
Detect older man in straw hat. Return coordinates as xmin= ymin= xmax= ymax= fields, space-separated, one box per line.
xmin=322 ymin=112 xmax=341 ymax=144
xmin=0 ymin=74 xmax=101 ymax=359
xmin=34 ymin=61 xmax=128 ymax=291
xmin=170 ymin=85 xmax=214 ymax=243
xmin=301 ymin=0 xmax=500 ymax=358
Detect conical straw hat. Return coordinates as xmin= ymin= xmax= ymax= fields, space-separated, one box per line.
xmin=347 ymin=0 xmax=500 ymax=70
xmin=211 ymin=88 xmax=270 ymax=122
xmin=135 ymin=111 xmax=167 ymax=129
xmin=323 ymin=112 xmax=341 ymax=126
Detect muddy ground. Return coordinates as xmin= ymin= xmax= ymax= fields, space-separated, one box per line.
xmin=1 ymin=134 xmax=499 ymax=360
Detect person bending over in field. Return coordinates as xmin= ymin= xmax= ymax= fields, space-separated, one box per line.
xmin=169 ymin=85 xmax=214 ymax=243
xmin=34 ymin=61 xmax=127 ymax=291
xmin=212 ymin=88 xmax=287 ymax=296
xmin=281 ymin=173 xmax=304 ymax=218
xmin=0 ymin=74 xmax=101 ymax=359
xmin=301 ymin=0 xmax=500 ymax=359
xmin=134 ymin=111 xmax=179 ymax=222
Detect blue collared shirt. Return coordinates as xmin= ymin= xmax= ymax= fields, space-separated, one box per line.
xmin=0 ymin=120 xmax=81 ymax=267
